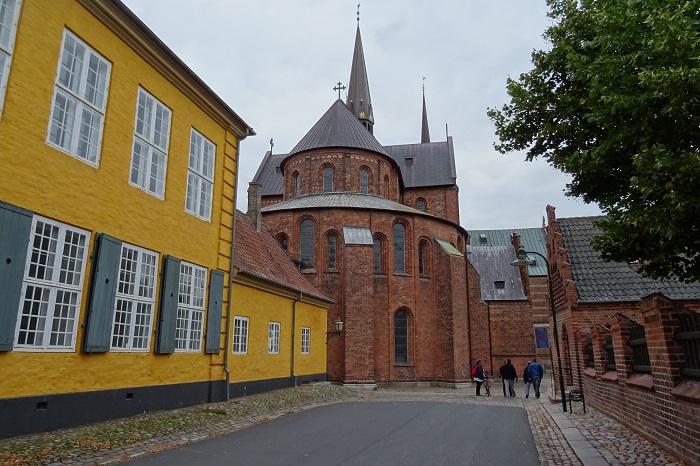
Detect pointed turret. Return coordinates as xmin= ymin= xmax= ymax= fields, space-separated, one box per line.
xmin=346 ymin=23 xmax=374 ymax=134
xmin=421 ymin=90 xmax=430 ymax=143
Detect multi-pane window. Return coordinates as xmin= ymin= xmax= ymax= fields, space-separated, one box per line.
xmin=323 ymin=167 xmax=333 ymax=192
xmin=360 ymin=169 xmax=368 ymax=194
xmin=232 ymin=316 xmax=249 ymax=354
xmin=15 ymin=217 xmax=89 ymax=351
xmin=175 ymin=262 xmax=207 ymax=352
xmin=294 ymin=173 xmax=301 ymax=197
xmin=185 ymin=128 xmax=215 ymax=221
xmin=129 ymin=87 xmax=171 ymax=198
xmin=394 ymin=310 xmax=408 ymax=363
xmin=373 ymin=237 xmax=383 ymax=272
xmin=393 ymin=223 xmax=406 ymax=273
xmin=301 ymin=326 xmax=310 ymax=354
xmin=268 ymin=321 xmax=280 ymax=354
xmin=46 ymin=29 xmax=111 ymax=166
xmin=0 ymin=0 xmax=21 ymax=118
xmin=327 ymin=234 xmax=337 ymax=269
xmin=300 ymin=219 xmax=315 ymax=270
xmin=111 ymin=244 xmax=158 ymax=351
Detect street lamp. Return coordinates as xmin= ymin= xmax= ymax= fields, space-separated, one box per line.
xmin=511 ymin=247 xmax=567 ymax=412
xmin=326 ymin=318 xmax=344 ymax=342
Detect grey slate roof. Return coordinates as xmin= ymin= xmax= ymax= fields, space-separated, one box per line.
xmin=384 ymin=137 xmax=456 ymax=188
xmin=262 ymin=192 xmax=429 ymax=216
xmin=559 ymin=216 xmax=700 ymax=303
xmin=252 ymin=151 xmax=286 ymax=196
xmin=346 ymin=25 xmax=374 ymax=128
xmin=467 ymin=246 xmax=527 ymax=301
xmin=287 ymin=100 xmax=388 ymax=158
xmin=467 ymin=227 xmax=548 ymax=277
xmin=435 ymin=239 xmax=463 ymax=257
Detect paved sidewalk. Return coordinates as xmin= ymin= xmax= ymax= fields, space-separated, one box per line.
xmin=0 ymin=382 xmax=686 ymax=465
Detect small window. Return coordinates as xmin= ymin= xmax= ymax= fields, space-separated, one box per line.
xmin=404 ymin=157 xmax=414 ymax=165
xmin=393 ymin=223 xmax=406 ymax=273
xmin=301 ymin=326 xmax=310 ymax=354
xmin=374 ymin=237 xmax=384 ymax=272
xmin=268 ymin=322 xmax=280 ymax=354
xmin=280 ymin=237 xmax=288 ymax=251
xmin=185 ymin=128 xmax=215 ymax=221
xmin=495 ymin=280 xmax=506 ymax=296
xmin=232 ymin=316 xmax=249 ymax=354
xmin=394 ymin=311 xmax=408 ymax=363
xmin=175 ymin=262 xmax=207 ymax=352
xmin=360 ymin=169 xmax=368 ymax=194
xmin=294 ymin=173 xmax=301 ymax=197
xmin=479 ymin=233 xmax=487 ymax=245
xmin=323 ymin=167 xmax=333 ymax=192
xmin=383 ymin=175 xmax=389 ymax=198
xmin=327 ymin=234 xmax=337 ymax=269
xmin=418 ymin=241 xmax=427 ymax=276
xmin=300 ymin=219 xmax=315 ymax=270
xmin=416 ymin=200 xmax=426 ymax=212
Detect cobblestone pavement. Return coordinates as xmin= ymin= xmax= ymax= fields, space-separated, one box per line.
xmin=0 ymin=382 xmax=686 ymax=466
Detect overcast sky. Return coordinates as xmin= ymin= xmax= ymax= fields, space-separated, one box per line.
xmin=121 ymin=0 xmax=602 ymax=229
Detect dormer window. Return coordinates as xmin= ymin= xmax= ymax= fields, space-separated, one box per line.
xmin=405 ymin=157 xmax=414 ymax=165
xmin=479 ymin=233 xmax=487 ymax=245
xmin=495 ymin=280 xmax=505 ymax=296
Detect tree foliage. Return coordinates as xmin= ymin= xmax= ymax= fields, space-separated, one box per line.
xmin=488 ymin=0 xmax=700 ymax=282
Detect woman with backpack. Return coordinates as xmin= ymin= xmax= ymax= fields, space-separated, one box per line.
xmin=472 ymin=360 xmax=486 ymax=396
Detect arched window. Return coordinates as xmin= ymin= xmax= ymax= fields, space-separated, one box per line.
xmin=277 ymin=234 xmax=289 ymax=251
xmin=416 ymin=199 xmax=426 ymax=212
xmin=294 ymin=172 xmax=300 ymax=197
xmin=327 ymin=234 xmax=337 ymax=269
xmin=323 ymin=167 xmax=333 ymax=192
xmin=373 ymin=236 xmax=384 ymax=272
xmin=383 ymin=175 xmax=389 ymax=198
xmin=300 ymin=219 xmax=315 ymax=270
xmin=394 ymin=310 xmax=408 ymax=363
xmin=418 ymin=241 xmax=427 ymax=276
xmin=393 ymin=223 xmax=405 ymax=273
xmin=360 ymin=169 xmax=368 ymax=194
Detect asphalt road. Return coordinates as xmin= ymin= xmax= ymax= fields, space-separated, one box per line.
xmin=127 ymin=401 xmax=539 ymax=465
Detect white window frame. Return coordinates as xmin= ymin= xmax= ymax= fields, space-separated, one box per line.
xmin=129 ymin=87 xmax=171 ymax=199
xmin=110 ymin=243 xmax=159 ymax=352
xmin=185 ymin=128 xmax=215 ymax=221
xmin=14 ymin=216 xmax=90 ymax=352
xmin=232 ymin=316 xmax=249 ymax=354
xmin=301 ymin=326 xmax=310 ymax=354
xmin=175 ymin=261 xmax=207 ymax=352
xmin=0 ymin=0 xmax=22 ymax=119
xmin=46 ymin=29 xmax=111 ymax=166
xmin=268 ymin=321 xmax=280 ymax=354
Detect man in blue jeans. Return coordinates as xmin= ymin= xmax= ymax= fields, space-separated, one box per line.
xmin=528 ymin=358 xmax=544 ymax=398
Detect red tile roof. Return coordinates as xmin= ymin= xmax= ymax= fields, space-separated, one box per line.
xmin=234 ymin=210 xmax=332 ymax=303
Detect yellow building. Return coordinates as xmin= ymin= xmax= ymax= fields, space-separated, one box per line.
xmin=0 ymin=0 xmax=259 ymax=438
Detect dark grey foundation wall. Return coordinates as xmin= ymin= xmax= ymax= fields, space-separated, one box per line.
xmin=0 ymin=373 xmax=327 ymax=439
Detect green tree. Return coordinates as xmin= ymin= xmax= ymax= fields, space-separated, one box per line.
xmin=488 ymin=0 xmax=700 ymax=282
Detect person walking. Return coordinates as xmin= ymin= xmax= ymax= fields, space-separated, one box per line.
xmin=502 ymin=359 xmax=517 ymax=397
xmin=498 ymin=360 xmax=507 ymax=396
xmin=523 ymin=361 xmax=532 ymax=398
xmin=528 ymin=358 xmax=544 ymax=399
xmin=472 ymin=360 xmax=486 ymax=396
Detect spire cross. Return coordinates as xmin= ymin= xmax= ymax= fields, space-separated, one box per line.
xmin=357 ymin=3 xmax=360 ymax=23
xmin=333 ymin=81 xmax=346 ymax=99
xmin=422 ymin=76 xmax=425 ymax=93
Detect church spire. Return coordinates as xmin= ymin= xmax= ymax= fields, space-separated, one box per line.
xmin=421 ymin=78 xmax=430 ymax=143
xmin=346 ymin=4 xmax=374 ymax=134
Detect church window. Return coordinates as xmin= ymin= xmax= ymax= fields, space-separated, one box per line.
xmin=277 ymin=234 xmax=288 ymax=251
xmin=374 ymin=236 xmax=384 ymax=272
xmin=383 ymin=175 xmax=389 ymax=198
xmin=185 ymin=128 xmax=215 ymax=221
xmin=327 ymin=234 xmax=337 ymax=269
xmin=323 ymin=167 xmax=333 ymax=192
xmin=416 ymin=199 xmax=426 ymax=212
xmin=300 ymin=219 xmax=315 ymax=270
xmin=294 ymin=172 xmax=301 ymax=196
xmin=129 ymin=87 xmax=171 ymax=199
xmin=418 ymin=240 xmax=429 ymax=276
xmin=393 ymin=223 xmax=406 ymax=273
xmin=360 ymin=169 xmax=368 ymax=193
xmin=0 ymin=0 xmax=22 ymax=119
xmin=47 ymin=29 xmax=112 ymax=167
xmin=394 ymin=310 xmax=408 ymax=363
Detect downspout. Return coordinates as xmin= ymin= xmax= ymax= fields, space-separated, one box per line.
xmin=224 ymin=131 xmax=247 ymax=401
xmin=291 ymin=292 xmax=303 ymax=387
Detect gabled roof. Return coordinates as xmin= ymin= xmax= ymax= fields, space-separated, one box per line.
xmin=285 ymin=100 xmax=388 ymax=159
xmin=559 ymin=216 xmax=700 ymax=303
xmin=384 ymin=137 xmax=456 ymax=188
xmin=467 ymin=227 xmax=547 ymax=277
xmin=234 ymin=211 xmax=333 ymax=303
xmin=467 ymin=246 xmax=527 ymax=301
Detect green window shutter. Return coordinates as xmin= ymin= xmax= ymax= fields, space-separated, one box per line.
xmin=205 ymin=270 xmax=225 ymax=354
xmin=83 ymin=234 xmax=122 ymax=353
xmin=155 ymin=255 xmax=181 ymax=354
xmin=0 ymin=201 xmax=33 ymax=352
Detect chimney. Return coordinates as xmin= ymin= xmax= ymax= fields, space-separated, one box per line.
xmin=247 ymin=182 xmax=262 ymax=231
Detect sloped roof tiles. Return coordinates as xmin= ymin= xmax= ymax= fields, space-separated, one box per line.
xmin=467 ymin=246 xmax=527 ymax=301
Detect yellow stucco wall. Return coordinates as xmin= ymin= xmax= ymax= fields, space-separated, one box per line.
xmin=0 ymin=0 xmax=239 ymax=397
xmin=230 ymin=283 xmax=328 ymax=383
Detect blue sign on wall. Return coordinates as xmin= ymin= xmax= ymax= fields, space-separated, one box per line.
xmin=534 ymin=327 xmax=550 ymax=349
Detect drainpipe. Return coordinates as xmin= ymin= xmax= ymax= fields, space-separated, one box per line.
xmin=291 ymin=291 xmax=303 ymax=387
xmin=224 ymin=131 xmax=248 ymax=401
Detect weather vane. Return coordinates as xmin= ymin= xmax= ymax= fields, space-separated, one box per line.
xmin=422 ymin=76 xmax=426 ymax=93
xmin=333 ymin=81 xmax=346 ymax=99
xmin=357 ymin=3 xmax=360 ymax=23
xmin=269 ymin=138 xmax=274 ymax=154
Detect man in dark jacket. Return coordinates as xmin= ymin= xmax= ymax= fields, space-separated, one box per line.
xmin=528 ymin=358 xmax=544 ymax=398
xmin=502 ymin=359 xmax=517 ymax=397
xmin=523 ymin=361 xmax=532 ymax=398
